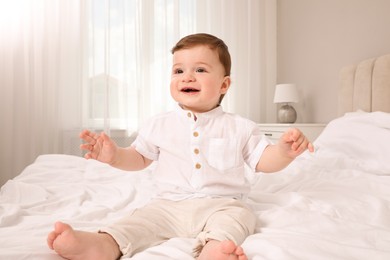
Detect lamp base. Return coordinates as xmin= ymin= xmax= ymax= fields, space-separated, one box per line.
xmin=278 ymin=104 xmax=297 ymax=123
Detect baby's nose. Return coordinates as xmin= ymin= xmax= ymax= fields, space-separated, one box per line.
xmin=182 ymin=72 xmax=195 ymax=82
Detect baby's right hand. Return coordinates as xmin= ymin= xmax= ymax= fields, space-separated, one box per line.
xmin=79 ymin=130 xmax=118 ymax=164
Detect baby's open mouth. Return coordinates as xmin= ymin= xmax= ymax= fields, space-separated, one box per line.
xmin=181 ymin=87 xmax=200 ymax=93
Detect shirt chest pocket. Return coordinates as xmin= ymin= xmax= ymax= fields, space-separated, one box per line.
xmin=207 ymin=138 xmax=239 ymax=171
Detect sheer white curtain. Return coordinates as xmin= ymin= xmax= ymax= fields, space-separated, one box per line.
xmin=0 ymin=0 xmax=276 ymax=186
xmin=0 ymin=0 xmax=85 ymax=185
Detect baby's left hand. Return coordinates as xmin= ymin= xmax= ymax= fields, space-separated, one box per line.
xmin=280 ymin=128 xmax=314 ymax=158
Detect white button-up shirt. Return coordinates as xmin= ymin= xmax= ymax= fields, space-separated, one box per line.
xmin=132 ymin=105 xmax=270 ymax=201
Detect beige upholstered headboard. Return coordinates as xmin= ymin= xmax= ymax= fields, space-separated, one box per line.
xmin=338 ymin=54 xmax=390 ymax=116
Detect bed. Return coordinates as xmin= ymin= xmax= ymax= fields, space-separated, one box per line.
xmin=1 ymin=54 xmax=390 ymax=259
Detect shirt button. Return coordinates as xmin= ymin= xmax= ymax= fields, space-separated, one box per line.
xmin=193 ymin=131 xmax=199 ymax=137
xmin=187 ymin=112 xmax=192 ymax=117
xmin=194 ymin=148 xmax=199 ymax=154
xmin=195 ymin=163 xmax=201 ymax=169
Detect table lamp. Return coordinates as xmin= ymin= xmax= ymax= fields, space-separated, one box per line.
xmin=273 ymin=83 xmax=299 ymax=123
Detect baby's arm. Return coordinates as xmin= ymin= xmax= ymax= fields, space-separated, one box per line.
xmin=80 ymin=130 xmax=152 ymax=171
xmin=109 ymin=146 xmax=153 ymax=171
xmin=256 ymin=128 xmax=314 ymax=173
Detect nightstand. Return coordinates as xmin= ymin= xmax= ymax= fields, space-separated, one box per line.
xmin=258 ymin=123 xmax=326 ymax=143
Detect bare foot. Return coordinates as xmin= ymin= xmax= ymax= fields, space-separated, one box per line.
xmin=198 ymin=240 xmax=247 ymax=260
xmin=47 ymin=222 xmax=121 ymax=260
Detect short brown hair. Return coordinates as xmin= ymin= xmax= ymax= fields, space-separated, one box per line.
xmin=171 ymin=33 xmax=231 ymax=77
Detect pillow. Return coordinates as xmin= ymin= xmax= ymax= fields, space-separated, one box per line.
xmin=313 ymin=111 xmax=390 ymax=173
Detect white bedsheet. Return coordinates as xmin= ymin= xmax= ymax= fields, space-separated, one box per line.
xmin=1 ymin=111 xmax=390 ymax=259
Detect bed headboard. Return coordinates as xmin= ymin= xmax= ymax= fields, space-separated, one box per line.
xmin=338 ymin=54 xmax=390 ymax=115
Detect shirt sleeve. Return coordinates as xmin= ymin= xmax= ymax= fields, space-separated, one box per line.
xmin=131 ymin=119 xmax=160 ymax=161
xmin=242 ymin=122 xmax=272 ymax=172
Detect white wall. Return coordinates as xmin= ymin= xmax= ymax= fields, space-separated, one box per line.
xmin=277 ymin=0 xmax=390 ymax=123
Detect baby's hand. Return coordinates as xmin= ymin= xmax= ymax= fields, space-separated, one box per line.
xmin=280 ymin=128 xmax=314 ymax=158
xmin=79 ymin=130 xmax=118 ymax=164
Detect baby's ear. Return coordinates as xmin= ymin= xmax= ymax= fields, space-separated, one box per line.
xmin=220 ymin=76 xmax=231 ymax=94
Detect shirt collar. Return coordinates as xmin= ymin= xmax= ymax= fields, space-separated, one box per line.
xmin=175 ymin=103 xmax=224 ymax=122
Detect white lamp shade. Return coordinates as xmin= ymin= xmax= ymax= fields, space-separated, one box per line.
xmin=273 ymin=84 xmax=299 ymax=103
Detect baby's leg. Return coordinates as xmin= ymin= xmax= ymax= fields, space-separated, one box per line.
xmin=197 ymin=240 xmax=247 ymax=260
xmin=193 ymin=199 xmax=256 ymax=260
xmin=47 ymin=222 xmax=121 ymax=260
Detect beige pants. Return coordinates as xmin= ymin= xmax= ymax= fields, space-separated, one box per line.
xmin=100 ymin=198 xmax=257 ymax=257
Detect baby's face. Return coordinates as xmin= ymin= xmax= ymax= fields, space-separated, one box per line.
xmin=170 ymin=45 xmax=230 ymax=113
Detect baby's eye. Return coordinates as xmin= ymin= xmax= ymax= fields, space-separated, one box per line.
xmin=196 ymin=68 xmax=206 ymax=73
xmin=173 ymin=68 xmax=183 ymax=74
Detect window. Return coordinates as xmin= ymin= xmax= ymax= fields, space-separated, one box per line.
xmin=84 ymin=0 xmax=196 ymax=131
